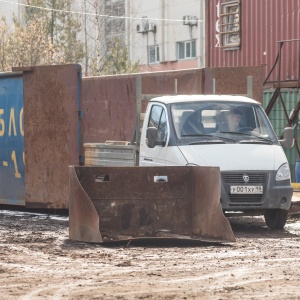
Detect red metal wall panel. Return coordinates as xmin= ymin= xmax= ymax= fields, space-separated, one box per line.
xmin=82 ymin=75 xmax=137 ymax=144
xmin=82 ymin=67 xmax=262 ymax=144
xmin=81 ymin=70 xmax=204 ymax=143
xmin=204 ymin=66 xmax=264 ymax=102
xmin=207 ymin=0 xmax=300 ymax=82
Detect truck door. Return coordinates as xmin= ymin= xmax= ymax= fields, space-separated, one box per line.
xmin=140 ymin=104 xmax=169 ymax=166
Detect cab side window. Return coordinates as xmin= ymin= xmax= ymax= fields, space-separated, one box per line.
xmin=148 ymin=105 xmax=168 ymax=144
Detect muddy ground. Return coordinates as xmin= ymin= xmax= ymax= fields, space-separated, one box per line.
xmin=1 ymin=202 xmax=300 ymax=300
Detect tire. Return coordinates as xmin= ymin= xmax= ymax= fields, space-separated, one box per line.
xmin=264 ymin=209 xmax=288 ymax=229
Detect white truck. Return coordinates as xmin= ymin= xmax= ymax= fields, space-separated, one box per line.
xmin=85 ymin=95 xmax=294 ymax=230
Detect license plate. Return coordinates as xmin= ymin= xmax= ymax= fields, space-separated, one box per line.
xmin=230 ymin=185 xmax=263 ymax=194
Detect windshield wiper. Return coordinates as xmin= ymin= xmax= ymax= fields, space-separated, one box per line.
xmin=239 ymin=136 xmax=273 ymax=144
xmin=219 ymin=131 xmax=245 ymax=135
xmin=239 ymin=140 xmax=273 ymax=145
xmin=220 ymin=131 xmax=273 ymax=144
xmin=189 ymin=140 xmax=225 ymax=145
xmin=182 ymin=134 xmax=236 ymax=144
xmin=250 ymin=132 xmax=274 ymax=143
xmin=182 ymin=133 xmax=215 ymax=138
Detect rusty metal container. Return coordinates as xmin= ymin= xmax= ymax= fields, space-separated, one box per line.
xmin=13 ymin=64 xmax=82 ymax=209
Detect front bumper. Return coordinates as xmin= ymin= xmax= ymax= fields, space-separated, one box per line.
xmin=220 ymin=171 xmax=293 ymax=213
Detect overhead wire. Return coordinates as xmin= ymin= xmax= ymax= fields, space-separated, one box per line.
xmin=0 ymin=0 xmax=204 ymax=23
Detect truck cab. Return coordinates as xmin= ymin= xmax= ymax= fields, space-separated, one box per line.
xmin=139 ymin=95 xmax=294 ymax=229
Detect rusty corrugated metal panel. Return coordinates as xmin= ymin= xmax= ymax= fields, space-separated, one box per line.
xmin=207 ymin=0 xmax=300 ymax=81
xmin=81 ymin=67 xmax=264 ymax=144
xmin=19 ymin=64 xmax=81 ymax=209
xmin=82 ymin=70 xmax=204 ymax=143
xmin=141 ymin=69 xmax=204 ymax=95
xmin=81 ymin=75 xmax=137 ymax=144
xmin=204 ymin=66 xmax=264 ymax=102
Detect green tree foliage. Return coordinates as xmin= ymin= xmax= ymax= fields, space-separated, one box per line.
xmin=0 ymin=16 xmax=59 ymax=71
xmin=93 ymin=37 xmax=139 ymax=75
xmin=25 ymin=0 xmax=84 ymax=64
xmin=0 ymin=17 xmax=9 ymax=71
xmin=8 ymin=18 xmax=60 ymax=67
xmin=0 ymin=1 xmax=139 ymax=76
xmin=82 ymin=0 xmax=138 ymax=76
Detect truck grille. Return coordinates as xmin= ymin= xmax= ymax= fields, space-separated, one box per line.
xmin=222 ymin=173 xmax=267 ymax=184
xmin=221 ymin=172 xmax=268 ymax=207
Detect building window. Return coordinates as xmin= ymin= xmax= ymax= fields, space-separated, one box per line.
xmin=149 ymin=45 xmax=159 ymax=64
xmin=220 ymin=0 xmax=240 ymax=48
xmin=177 ymin=40 xmax=196 ymax=60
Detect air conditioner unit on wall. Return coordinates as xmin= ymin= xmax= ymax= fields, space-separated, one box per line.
xmin=147 ymin=23 xmax=156 ymax=32
xmin=137 ymin=23 xmax=156 ymax=33
xmin=183 ymin=16 xmax=190 ymax=25
xmin=183 ymin=15 xmax=198 ymax=26
xmin=136 ymin=24 xmax=145 ymax=33
xmin=189 ymin=16 xmax=198 ymax=26
xmin=145 ymin=23 xmax=157 ymax=33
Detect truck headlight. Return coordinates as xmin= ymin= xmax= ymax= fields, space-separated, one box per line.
xmin=275 ymin=163 xmax=291 ymax=181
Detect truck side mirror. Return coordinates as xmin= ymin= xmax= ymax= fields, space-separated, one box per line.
xmin=279 ymin=127 xmax=294 ymax=148
xmin=146 ymin=127 xmax=158 ymax=148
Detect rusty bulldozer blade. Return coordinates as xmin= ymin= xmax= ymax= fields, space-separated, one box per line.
xmin=69 ymin=166 xmax=235 ymax=244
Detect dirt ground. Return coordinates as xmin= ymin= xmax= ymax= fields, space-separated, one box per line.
xmin=1 ymin=199 xmax=300 ymax=300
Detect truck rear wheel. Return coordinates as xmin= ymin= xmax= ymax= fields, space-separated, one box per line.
xmin=264 ymin=209 xmax=288 ymax=229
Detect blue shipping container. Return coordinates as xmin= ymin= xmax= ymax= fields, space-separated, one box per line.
xmin=0 ymin=73 xmax=25 ymax=205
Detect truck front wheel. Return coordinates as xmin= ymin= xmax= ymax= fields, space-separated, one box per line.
xmin=264 ymin=209 xmax=288 ymax=229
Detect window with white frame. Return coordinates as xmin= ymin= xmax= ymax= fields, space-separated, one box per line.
xmin=220 ymin=0 xmax=240 ymax=48
xmin=177 ymin=40 xmax=196 ymax=60
xmin=149 ymin=45 xmax=159 ymax=64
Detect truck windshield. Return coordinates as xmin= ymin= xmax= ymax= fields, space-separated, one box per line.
xmin=170 ymin=101 xmax=278 ymax=144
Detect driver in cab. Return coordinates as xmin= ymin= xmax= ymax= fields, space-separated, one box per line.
xmin=227 ymin=108 xmax=242 ymax=131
